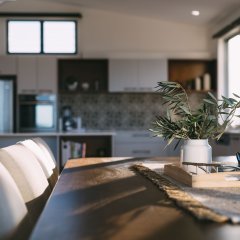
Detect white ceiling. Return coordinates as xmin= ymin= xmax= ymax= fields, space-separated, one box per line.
xmin=44 ymin=0 xmax=240 ymax=26
xmin=0 ymin=0 xmax=240 ymax=27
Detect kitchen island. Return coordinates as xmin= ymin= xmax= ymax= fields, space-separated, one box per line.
xmin=0 ymin=131 xmax=116 ymax=169
xmin=30 ymin=157 xmax=240 ymax=240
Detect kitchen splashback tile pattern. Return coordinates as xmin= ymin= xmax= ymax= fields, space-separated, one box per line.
xmin=60 ymin=93 xmax=205 ymax=130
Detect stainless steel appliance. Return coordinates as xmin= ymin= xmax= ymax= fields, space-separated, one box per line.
xmin=61 ymin=105 xmax=77 ymax=132
xmin=18 ymin=94 xmax=57 ymax=132
xmin=0 ymin=76 xmax=16 ymax=133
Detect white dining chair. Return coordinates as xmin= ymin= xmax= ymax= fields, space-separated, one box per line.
xmin=0 ymin=145 xmax=51 ymax=224
xmin=0 ymin=162 xmax=29 ymax=240
xmin=32 ymin=137 xmax=59 ymax=182
xmin=18 ymin=139 xmax=55 ymax=189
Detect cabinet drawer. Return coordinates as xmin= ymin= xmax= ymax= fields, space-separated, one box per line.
xmin=114 ymin=142 xmax=168 ymax=157
xmin=115 ymin=131 xmax=161 ymax=143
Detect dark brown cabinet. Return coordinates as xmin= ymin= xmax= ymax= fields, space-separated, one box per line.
xmin=168 ymin=59 xmax=217 ymax=92
xmin=58 ymin=59 xmax=108 ymax=93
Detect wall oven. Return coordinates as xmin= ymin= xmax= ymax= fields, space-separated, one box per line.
xmin=18 ymin=94 xmax=57 ymax=132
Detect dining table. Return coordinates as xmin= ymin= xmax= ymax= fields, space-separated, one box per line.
xmin=30 ymin=156 xmax=240 ymax=240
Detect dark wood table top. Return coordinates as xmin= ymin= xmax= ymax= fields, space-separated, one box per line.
xmin=30 ymin=156 xmax=240 ymax=240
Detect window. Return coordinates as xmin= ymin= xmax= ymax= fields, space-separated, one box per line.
xmin=7 ymin=20 xmax=77 ymax=54
xmin=227 ymin=34 xmax=240 ymax=98
xmin=227 ymin=33 xmax=240 ymax=126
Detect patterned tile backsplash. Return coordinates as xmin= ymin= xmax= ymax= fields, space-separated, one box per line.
xmin=59 ymin=92 xmax=206 ymax=130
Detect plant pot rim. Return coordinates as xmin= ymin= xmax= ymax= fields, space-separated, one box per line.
xmin=184 ymin=139 xmax=210 ymax=144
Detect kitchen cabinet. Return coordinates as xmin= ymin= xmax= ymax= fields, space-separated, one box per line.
xmin=17 ymin=56 xmax=57 ymax=94
xmin=17 ymin=57 xmax=37 ymax=94
xmin=113 ymin=131 xmax=168 ymax=157
xmin=109 ymin=60 xmax=138 ymax=92
xmin=138 ymin=59 xmax=167 ymax=91
xmin=37 ymin=57 xmax=57 ymax=94
xmin=109 ymin=59 xmax=167 ymax=92
xmin=0 ymin=56 xmax=17 ymax=75
xmin=168 ymin=59 xmax=216 ymax=92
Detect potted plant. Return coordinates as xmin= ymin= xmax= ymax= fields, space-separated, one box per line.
xmin=150 ymin=81 xmax=240 ymax=172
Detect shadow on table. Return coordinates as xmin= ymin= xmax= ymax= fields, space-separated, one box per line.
xmin=33 ymin=160 xmax=240 ymax=240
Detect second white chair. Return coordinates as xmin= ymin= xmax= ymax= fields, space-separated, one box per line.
xmin=18 ymin=139 xmax=56 ymax=189
xmin=32 ymin=137 xmax=59 ymax=183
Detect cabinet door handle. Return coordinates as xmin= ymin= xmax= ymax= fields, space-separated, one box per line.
xmin=21 ymin=89 xmax=37 ymax=94
xmin=132 ymin=150 xmax=151 ymax=154
xmin=132 ymin=133 xmax=150 ymax=138
xmin=124 ymin=87 xmax=137 ymax=91
xmin=139 ymin=87 xmax=153 ymax=91
xmin=38 ymin=89 xmax=53 ymax=92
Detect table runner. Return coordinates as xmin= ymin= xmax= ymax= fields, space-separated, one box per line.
xmin=131 ymin=163 xmax=240 ymax=224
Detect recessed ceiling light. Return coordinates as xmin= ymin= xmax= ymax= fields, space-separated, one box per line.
xmin=191 ymin=10 xmax=200 ymax=16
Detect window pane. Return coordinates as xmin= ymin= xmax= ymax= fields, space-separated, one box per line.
xmin=227 ymin=34 xmax=240 ymax=127
xmin=43 ymin=21 xmax=76 ymax=53
xmin=8 ymin=21 xmax=41 ymax=53
xmin=228 ymin=34 xmax=240 ymax=97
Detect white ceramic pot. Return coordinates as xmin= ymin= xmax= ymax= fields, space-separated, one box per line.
xmin=180 ymin=139 xmax=212 ymax=174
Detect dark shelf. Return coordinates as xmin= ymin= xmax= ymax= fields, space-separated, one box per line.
xmin=58 ymin=59 xmax=108 ymax=93
xmin=168 ymin=59 xmax=217 ymax=92
xmin=59 ymin=135 xmax=112 ymax=169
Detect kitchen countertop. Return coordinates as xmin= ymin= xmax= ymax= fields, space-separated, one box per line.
xmin=225 ymin=129 xmax=240 ymax=134
xmin=0 ymin=130 xmax=116 ymax=137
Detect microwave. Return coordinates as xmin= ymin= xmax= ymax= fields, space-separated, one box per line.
xmin=18 ymin=94 xmax=57 ymax=132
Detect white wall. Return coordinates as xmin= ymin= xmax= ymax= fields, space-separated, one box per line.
xmin=80 ymin=9 xmax=213 ymax=59
xmin=0 ymin=0 xmax=214 ymax=59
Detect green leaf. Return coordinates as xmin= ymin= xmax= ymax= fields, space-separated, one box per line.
xmin=179 ymin=106 xmax=191 ymax=115
xmin=208 ymin=115 xmax=216 ymax=120
xmin=222 ymin=96 xmax=233 ymax=105
xmin=203 ymin=99 xmax=215 ymax=105
xmin=207 ymin=92 xmax=217 ymax=102
xmin=233 ymin=93 xmax=240 ymax=98
xmin=219 ymin=112 xmax=229 ymax=114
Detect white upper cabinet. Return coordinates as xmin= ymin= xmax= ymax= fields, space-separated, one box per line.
xmin=17 ymin=56 xmax=57 ymax=94
xmin=37 ymin=57 xmax=57 ymax=94
xmin=0 ymin=56 xmax=17 ymax=75
xmin=17 ymin=57 xmax=37 ymax=94
xmin=109 ymin=59 xmax=167 ymax=92
xmin=109 ymin=60 xmax=138 ymax=92
xmin=138 ymin=59 xmax=167 ymax=91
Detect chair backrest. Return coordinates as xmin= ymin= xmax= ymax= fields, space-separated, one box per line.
xmin=18 ymin=139 xmax=55 ymax=189
xmin=0 ymin=145 xmax=51 ymax=224
xmin=32 ymin=138 xmax=56 ymax=168
xmin=32 ymin=137 xmax=59 ymax=181
xmin=0 ymin=162 xmax=28 ymax=239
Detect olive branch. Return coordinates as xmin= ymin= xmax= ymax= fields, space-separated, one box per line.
xmin=150 ymin=81 xmax=240 ymax=147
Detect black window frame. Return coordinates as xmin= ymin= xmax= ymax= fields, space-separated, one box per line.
xmin=7 ymin=19 xmax=78 ymax=55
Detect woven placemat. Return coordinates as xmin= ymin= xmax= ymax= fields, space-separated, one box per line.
xmin=131 ymin=164 xmax=230 ymax=223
